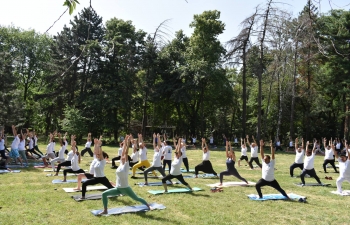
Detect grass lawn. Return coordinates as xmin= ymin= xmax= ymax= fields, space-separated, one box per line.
xmin=1 ymin=144 xmax=350 ymax=225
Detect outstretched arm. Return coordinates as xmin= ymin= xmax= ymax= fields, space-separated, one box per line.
xmin=260 ymin=140 xmax=264 ymax=160
xmin=122 ymin=135 xmax=130 ymax=159
xmin=229 ymin=141 xmax=235 ymax=161
xmin=87 ymin=133 xmax=91 ymax=142
xmin=312 ymin=140 xmax=317 ymax=153
xmin=202 ymin=138 xmax=209 ymax=151
xmin=152 ymin=133 xmax=156 ymax=149
xmin=246 ymin=135 xmax=251 ymax=146
xmin=157 ymin=133 xmax=161 ymax=149
xmin=252 ymin=136 xmax=257 ymax=145
xmin=225 ymin=141 xmax=229 ymax=158
xmin=270 ymin=140 xmax=275 ymax=160
xmin=295 ymin=138 xmax=298 ymax=150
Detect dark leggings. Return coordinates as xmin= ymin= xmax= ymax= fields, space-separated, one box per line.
xmin=162 ymin=174 xmax=188 ymax=185
xmin=323 ymin=159 xmax=338 ymax=173
xmin=275 ymin=146 xmax=283 ymax=151
xmin=81 ymin=147 xmax=93 ymax=157
xmin=183 ymin=157 xmax=189 ymax=172
xmin=63 ymin=168 xmax=85 ymax=176
xmin=34 ymin=145 xmax=44 ymax=155
xmin=255 ymin=178 xmax=288 ymax=198
xmin=56 ymin=161 xmax=71 ymax=174
xmin=112 ymin=155 xmax=131 ymax=167
xmin=219 ymin=169 xmax=248 ymax=183
xmin=248 ymin=157 xmax=262 ymax=169
xmin=28 ymin=148 xmax=41 ymax=158
xmin=195 ymin=160 xmax=217 ymax=175
xmin=289 ymin=163 xmax=303 ymax=177
xmin=300 ymin=168 xmax=321 ymax=184
xmin=0 ymin=150 xmax=8 ymax=160
xmin=82 ymin=176 xmax=114 ymax=197
xmin=163 ymin=160 xmax=171 ymax=172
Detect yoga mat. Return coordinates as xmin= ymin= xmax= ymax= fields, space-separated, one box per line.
xmin=247 ymin=193 xmax=306 ymax=201
xmin=207 ymin=181 xmax=256 ymax=188
xmin=34 ymin=165 xmax=58 ymax=168
xmin=91 ymin=203 xmax=166 ymax=216
xmin=136 ymin=181 xmax=179 ymax=187
xmin=294 ymin=183 xmax=331 ymax=187
xmin=63 ymin=185 xmax=108 ymax=193
xmin=330 ymin=190 xmax=350 ymax=196
xmin=44 ymin=169 xmax=87 ymax=172
xmin=196 ymin=174 xmax=218 ymax=178
xmin=52 ymin=179 xmax=87 ymax=184
xmin=0 ymin=170 xmax=21 ymax=173
xmin=148 ymin=187 xmax=202 ymax=195
xmin=180 ymin=169 xmax=195 ymax=173
xmin=72 ymin=193 xmax=104 ymax=201
xmin=46 ymin=173 xmax=76 ymax=177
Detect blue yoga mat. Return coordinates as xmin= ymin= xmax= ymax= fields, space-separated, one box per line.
xmin=52 ymin=179 xmax=87 ymax=184
xmin=148 ymin=187 xmax=202 ymax=195
xmin=294 ymin=183 xmax=330 ymax=187
xmin=136 ymin=181 xmax=180 ymax=187
xmin=91 ymin=202 xmax=166 ymax=216
xmin=0 ymin=170 xmax=21 ymax=173
xmin=247 ymin=193 xmax=306 ymax=201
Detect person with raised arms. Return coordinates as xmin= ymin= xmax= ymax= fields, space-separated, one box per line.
xmin=194 ymin=138 xmax=218 ymax=178
xmin=286 ymin=137 xmax=294 ymax=152
xmin=323 ymin=138 xmax=338 ymax=173
xmin=299 ymin=140 xmax=322 ymax=186
xmin=162 ymin=138 xmax=193 ymax=193
xmin=27 ymin=131 xmax=42 ymax=159
xmin=50 ymin=133 xmax=67 ymax=171
xmin=18 ymin=128 xmax=29 ymax=166
xmin=81 ymin=133 xmax=93 ymax=157
xmin=62 ymin=135 xmax=85 ymax=182
xmin=289 ymin=138 xmax=305 ymax=177
xmin=9 ymin=125 xmax=23 ymax=166
xmin=42 ymin=132 xmax=56 ymax=167
xmin=143 ymin=133 xmax=167 ymax=185
xmin=255 ymin=140 xmax=289 ymax=199
xmin=238 ymin=138 xmax=249 ymax=167
xmin=53 ymin=141 xmax=75 ymax=176
xmin=174 ymin=137 xmax=190 ymax=172
xmin=246 ymin=135 xmax=262 ymax=169
xmin=111 ymin=142 xmax=124 ymax=169
xmin=334 ymin=140 xmax=350 ymax=194
xmin=33 ymin=131 xmax=44 ymax=156
xmin=0 ymin=127 xmax=10 ymax=165
xmin=162 ymin=133 xmax=172 ymax=173
xmin=99 ymin=135 xmax=152 ymax=215
xmin=131 ymin=134 xmax=153 ymax=178
xmin=218 ymin=141 xmax=248 ymax=186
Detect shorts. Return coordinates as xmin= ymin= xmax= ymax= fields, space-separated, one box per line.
xmin=10 ymin=148 xmax=19 ymax=158
xmin=240 ymin=155 xmax=248 ymax=161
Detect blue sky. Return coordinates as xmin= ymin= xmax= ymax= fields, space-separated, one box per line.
xmin=0 ymin=0 xmax=348 ymax=43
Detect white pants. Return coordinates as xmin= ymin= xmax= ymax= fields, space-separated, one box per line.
xmin=51 ymin=157 xmax=65 ymax=171
xmin=336 ymin=176 xmax=350 ymax=193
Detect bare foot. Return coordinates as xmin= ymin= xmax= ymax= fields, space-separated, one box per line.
xmin=218 ymin=183 xmax=223 ymax=186
xmin=73 ymin=188 xmax=81 ymax=191
xmin=98 ymin=210 xmax=107 ymax=215
xmin=62 ymin=180 xmax=67 ymax=182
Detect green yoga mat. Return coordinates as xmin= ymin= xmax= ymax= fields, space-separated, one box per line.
xmin=148 ymin=187 xmax=202 ymax=195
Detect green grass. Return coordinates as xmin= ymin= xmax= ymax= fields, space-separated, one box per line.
xmin=1 ymin=144 xmax=350 ymax=225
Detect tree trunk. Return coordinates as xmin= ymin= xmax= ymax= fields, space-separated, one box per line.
xmin=290 ymin=41 xmax=298 ymax=139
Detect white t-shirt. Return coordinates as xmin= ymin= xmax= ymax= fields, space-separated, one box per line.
xmin=116 ymin=161 xmax=129 ymax=188
xmin=234 ymin=138 xmax=238 ymax=143
xmin=181 ymin=146 xmax=187 ymax=158
xmin=203 ymin=151 xmax=210 ymax=161
xmin=139 ymin=147 xmax=147 ymax=161
xmin=18 ymin=139 xmax=26 ymax=151
xmin=94 ymin=159 xmax=106 ymax=177
xmin=262 ymin=159 xmax=275 ymax=181
xmin=324 ymin=148 xmax=334 ymax=160
xmin=151 ymin=150 xmax=162 ymax=167
xmin=210 ymin=137 xmax=214 ymax=144
xmin=85 ymin=141 xmax=92 ymax=148
xmin=131 ymin=152 xmax=139 ymax=163
xmin=66 ymin=150 xmax=74 ymax=161
xmin=46 ymin=142 xmax=55 ymax=154
xmin=58 ymin=146 xmax=65 ymax=159
xmin=170 ymin=156 xmax=182 ymax=175
xmin=336 ymin=143 xmax=341 ymax=150
xmin=250 ymin=145 xmax=258 ymax=157
xmin=0 ymin=139 xmax=4 ymax=150
xmin=118 ymin=148 xmax=123 ymax=157
xmin=276 ymin=141 xmax=280 ymax=147
xmin=338 ymin=158 xmax=350 ymax=178
xmin=89 ymin=158 xmax=97 ymax=174
xmin=289 ymin=141 xmax=293 ymax=147
xmin=11 ymin=136 xmax=20 ymax=149
xmin=294 ymin=149 xmax=304 ymax=164
xmin=28 ymin=138 xmax=34 ymax=149
xmin=71 ymin=153 xmax=80 ymax=171
xmin=241 ymin=146 xmax=247 ymax=156
xmin=192 ymin=138 xmax=196 ymax=143
xmin=304 ymin=152 xmax=316 ymax=170
xmin=163 ymin=145 xmax=172 ymax=160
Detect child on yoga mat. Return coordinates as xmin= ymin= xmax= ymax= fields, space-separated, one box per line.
xmin=255 ymin=140 xmax=289 ymax=199
xmin=99 ymin=135 xmax=151 ymax=215
xmin=194 ymin=138 xmax=218 ymax=178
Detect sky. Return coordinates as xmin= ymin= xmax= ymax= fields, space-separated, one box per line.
xmin=0 ymin=0 xmax=349 ymax=43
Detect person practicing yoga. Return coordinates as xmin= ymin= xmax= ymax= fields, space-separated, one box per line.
xmin=54 ymin=143 xmax=74 ymax=176
xmin=334 ymin=140 xmax=350 ymax=194
xmin=255 ymin=140 xmax=289 ymax=199
xmin=162 ymin=133 xmax=172 ymax=172
xmin=81 ymin=133 xmax=93 ymax=157
xmin=111 ymin=142 xmax=124 ymax=169
xmin=10 ymin=125 xmax=23 ymax=166
xmin=131 ymin=134 xmax=153 ymax=178
xmin=42 ymin=132 xmax=56 ymax=167
xmin=194 ymin=138 xmax=217 ymax=178
xmin=33 ymin=131 xmax=44 ymax=156
xmin=246 ymin=135 xmax=262 ymax=169
xmin=218 ymin=141 xmax=248 ymax=186
xmin=238 ymin=138 xmax=249 ymax=167
xmin=299 ymin=141 xmax=322 ymax=186
xmin=289 ymin=138 xmax=305 ymax=177
xmin=286 ymin=137 xmax=294 ymax=152
xmin=62 ymin=135 xmax=85 ymax=182
xmin=50 ymin=133 xmax=67 ymax=172
xmin=143 ymin=133 xmax=167 ymax=185
xmin=162 ymin=138 xmax=193 ymax=193
xmin=275 ymin=138 xmax=283 ymax=151
xmin=174 ymin=137 xmax=190 ymax=172
xmin=0 ymin=127 xmax=10 ymax=164
xmin=99 ymin=135 xmax=152 ymax=215
xmin=27 ymin=131 xmax=41 ymax=159
xmin=323 ymin=138 xmax=338 ymax=173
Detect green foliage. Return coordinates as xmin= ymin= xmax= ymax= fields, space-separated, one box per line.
xmin=60 ymin=105 xmax=87 ymax=139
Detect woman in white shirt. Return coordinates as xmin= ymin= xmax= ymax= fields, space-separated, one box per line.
xmin=194 ymin=138 xmax=217 ymax=178
xmin=299 ymin=141 xmax=322 ymax=186
xmin=50 ymin=133 xmax=67 ymax=171
xmin=143 ymin=133 xmax=167 ymax=185
xmin=238 ymin=138 xmax=249 ymax=166
xmin=246 ymin=135 xmax=262 ymax=169
xmin=162 ymin=133 xmax=172 ymax=172
xmin=81 ymin=133 xmax=93 ymax=157
xmin=323 ymin=138 xmax=338 ymax=173
xmin=334 ymin=141 xmax=350 ymax=193
xmin=42 ymin=132 xmax=56 ymax=167
xmin=0 ymin=127 xmax=9 ymax=164
xmin=27 ymin=131 xmax=41 ymax=159
xmin=255 ymin=140 xmax=289 ymax=199
xmin=62 ymin=135 xmax=85 ymax=182
xmin=131 ymin=134 xmax=153 ymax=178
xmin=289 ymin=138 xmax=305 ymax=177
xmin=9 ymin=125 xmax=23 ymax=165
xmin=162 ymin=138 xmax=193 ymax=192
xmin=33 ymin=131 xmax=44 ymax=156
xmin=54 ymin=143 xmax=75 ymax=176
xmin=286 ymin=137 xmax=294 ymax=152
xmin=99 ymin=135 xmax=151 ymax=215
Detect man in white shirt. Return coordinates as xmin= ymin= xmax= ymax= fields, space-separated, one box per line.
xmin=289 ymin=138 xmax=305 ymax=177
xmin=300 ymin=141 xmax=322 ymax=186
xmin=255 ymin=140 xmax=289 ymax=199
xmin=334 ymin=140 xmax=350 ymax=193
xmin=246 ymin=135 xmax=262 ymax=169
xmin=323 ymin=138 xmax=338 ymax=173
xmin=275 ymin=138 xmax=283 ymax=151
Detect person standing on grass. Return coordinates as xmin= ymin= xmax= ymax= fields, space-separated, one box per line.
xmin=175 ymin=137 xmax=190 ymax=172
xmin=54 ymin=143 xmax=74 ymax=176
xmin=131 ymin=134 xmax=155 ymax=178
xmin=62 ymin=135 xmax=85 ymax=181
xmin=10 ymin=125 xmax=23 ymax=166
xmin=192 ymin=135 xmax=197 ymax=148
xmin=218 ymin=141 xmax=248 ymax=186
xmin=42 ymin=132 xmax=56 ymax=167
xmin=81 ymin=133 xmax=93 ymax=157
xmin=50 ymin=133 xmax=67 ymax=172
xmin=246 ymin=135 xmax=262 ymax=169
xmin=162 ymin=133 xmax=172 ymax=173
xmin=323 ymin=138 xmax=338 ymax=173
xmin=238 ymin=138 xmax=249 ymax=167
xmin=289 ymin=138 xmax=305 ymax=177
xmin=162 ymin=138 xmax=193 ymax=193
xmin=275 ymin=138 xmax=283 ymax=151
xmin=286 ymin=137 xmax=294 ymax=152
xmin=33 ymin=131 xmax=44 ymax=156
xmin=334 ymin=140 xmax=350 ymax=194
xmin=27 ymin=131 xmax=41 ymax=159
xmin=255 ymin=140 xmax=289 ymax=199
xmin=209 ymin=135 xmax=214 ymax=147
xmin=299 ymin=140 xmax=322 ymax=186
xmin=99 ymin=135 xmax=152 ymax=215
xmin=0 ymin=127 xmax=10 ymax=165
xmin=143 ymin=133 xmax=167 ymax=185
xmin=194 ymin=138 xmax=218 ymax=178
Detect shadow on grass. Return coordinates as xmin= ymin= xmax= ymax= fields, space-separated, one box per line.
xmin=135 ymin=211 xmax=183 ymax=225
